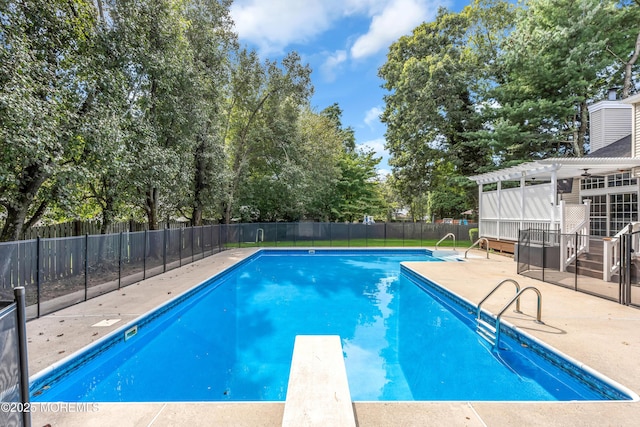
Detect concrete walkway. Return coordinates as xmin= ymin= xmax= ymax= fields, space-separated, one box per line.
xmin=26 ymin=248 xmax=640 ymax=426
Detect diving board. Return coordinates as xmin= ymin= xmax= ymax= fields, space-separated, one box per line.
xmin=281 ymin=335 xmax=356 ymax=427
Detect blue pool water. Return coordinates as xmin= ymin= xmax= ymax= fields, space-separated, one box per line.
xmin=31 ymin=249 xmax=633 ymax=402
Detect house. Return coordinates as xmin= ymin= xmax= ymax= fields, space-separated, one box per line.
xmin=468 ymin=90 xmax=640 ymax=281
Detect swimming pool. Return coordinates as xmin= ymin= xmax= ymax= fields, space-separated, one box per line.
xmin=30 ymin=249 xmax=636 ymax=402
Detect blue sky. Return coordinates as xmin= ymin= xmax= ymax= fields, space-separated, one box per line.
xmin=230 ymin=0 xmax=472 ymax=175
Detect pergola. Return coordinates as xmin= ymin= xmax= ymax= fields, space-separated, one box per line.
xmin=468 ymin=157 xmax=640 ymax=242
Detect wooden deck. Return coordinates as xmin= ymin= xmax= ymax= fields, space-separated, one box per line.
xmin=484 ymin=238 xmax=516 ymax=254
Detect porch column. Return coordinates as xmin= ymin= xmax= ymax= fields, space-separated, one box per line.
xmin=478 ymin=183 xmax=483 ymax=237
xmin=550 ymin=169 xmax=557 ymax=231
xmin=497 ymin=180 xmax=502 ymax=240
xmin=520 ymin=174 xmax=526 ymax=231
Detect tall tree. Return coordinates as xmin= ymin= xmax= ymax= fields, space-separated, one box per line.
xmin=182 ymin=0 xmax=237 ymax=225
xmin=108 ymin=0 xmax=199 ymax=229
xmin=379 ymin=1 xmax=515 ymax=217
xmin=494 ymin=0 xmax=639 ymax=159
xmin=0 ymin=0 xmax=99 ymax=241
xmin=221 ymin=50 xmax=312 ymax=223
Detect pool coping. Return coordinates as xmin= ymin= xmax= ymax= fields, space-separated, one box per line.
xmin=25 ymin=247 xmax=640 ymax=426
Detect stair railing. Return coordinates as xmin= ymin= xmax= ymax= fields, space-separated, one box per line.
xmin=603 ymin=222 xmax=640 ymax=282
xmin=559 ymin=200 xmax=590 ymax=272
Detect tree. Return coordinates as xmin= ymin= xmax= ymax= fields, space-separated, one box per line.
xmin=221 ymin=50 xmax=313 ymax=223
xmin=182 ymin=0 xmax=237 ymax=226
xmin=332 ymin=148 xmax=384 ymax=222
xmin=294 ymin=109 xmax=344 ymax=221
xmin=319 ymin=104 xmax=386 ymax=222
xmin=605 ymin=1 xmax=640 ymax=98
xmin=106 ymin=0 xmax=202 ymax=230
xmin=494 ymin=0 xmax=640 ymax=159
xmin=379 ymin=1 xmax=515 ymax=218
xmin=0 ymin=0 xmax=99 ymax=241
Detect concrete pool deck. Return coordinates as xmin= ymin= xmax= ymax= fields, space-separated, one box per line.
xmin=25 ymin=248 xmax=640 ymax=426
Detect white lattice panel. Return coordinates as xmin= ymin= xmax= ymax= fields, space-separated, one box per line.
xmin=562 ymin=204 xmax=588 ymax=233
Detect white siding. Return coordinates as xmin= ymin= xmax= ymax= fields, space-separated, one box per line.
xmin=587 ymin=101 xmax=632 ymax=152
xmin=590 ymin=109 xmax=604 ymax=152
xmin=561 ymin=179 xmax=580 ymax=204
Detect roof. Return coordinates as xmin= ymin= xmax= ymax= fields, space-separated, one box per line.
xmin=621 ymin=92 xmax=640 ymax=104
xmin=586 ymin=135 xmax=631 ymax=158
xmin=468 ymin=157 xmax=640 ymax=184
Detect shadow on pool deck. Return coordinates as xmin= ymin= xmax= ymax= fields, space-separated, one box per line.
xmin=27 ymin=248 xmax=640 ymax=427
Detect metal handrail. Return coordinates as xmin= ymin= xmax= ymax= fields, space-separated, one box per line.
xmin=465 ymin=237 xmax=489 ymax=259
xmin=476 ymin=279 xmax=521 ymax=320
xmin=435 ymin=233 xmax=456 ymax=250
xmin=495 ymin=286 xmax=544 ymax=348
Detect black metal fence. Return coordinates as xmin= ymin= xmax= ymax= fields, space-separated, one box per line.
xmin=0 ymin=222 xmax=476 ymax=319
xmin=0 ymin=288 xmax=30 ymax=427
xmin=516 ymin=229 xmax=640 ymax=308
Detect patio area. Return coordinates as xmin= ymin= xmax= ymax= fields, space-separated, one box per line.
xmin=25 ymin=248 xmax=640 ymax=426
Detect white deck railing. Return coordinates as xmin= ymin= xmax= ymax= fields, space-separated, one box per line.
xmin=559 ymin=201 xmax=590 ymax=272
xmin=603 ymin=222 xmax=640 ymax=281
xmin=480 ymin=220 xmax=558 ymax=242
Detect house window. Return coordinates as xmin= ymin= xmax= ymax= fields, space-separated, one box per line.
xmin=581 ymin=176 xmax=605 ymax=190
xmin=609 ymin=193 xmax=638 ymax=235
xmin=583 ymin=195 xmax=607 ymax=237
xmin=607 ymin=172 xmax=637 ymax=188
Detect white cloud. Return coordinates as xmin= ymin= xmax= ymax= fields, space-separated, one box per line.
xmin=351 ymin=0 xmax=439 ymax=59
xmin=364 ymin=106 xmax=383 ymax=127
xmin=231 ymin=0 xmax=336 ymax=55
xmin=358 ymin=137 xmax=387 ymax=158
xmin=376 ymin=168 xmax=391 ymax=180
xmin=231 ymin=0 xmax=444 ymax=58
xmin=321 ymin=50 xmax=348 ymax=82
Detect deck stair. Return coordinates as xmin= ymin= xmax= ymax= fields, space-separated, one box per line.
xmin=566 ymin=238 xmax=607 ymax=280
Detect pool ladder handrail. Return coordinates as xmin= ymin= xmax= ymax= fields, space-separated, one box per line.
xmin=465 ymin=238 xmax=489 ymax=259
xmin=476 ymin=279 xmax=521 ymax=320
xmin=494 ymin=287 xmax=544 ymax=348
xmin=476 ymin=283 xmax=544 ymax=349
xmin=435 ymin=233 xmax=456 ymax=250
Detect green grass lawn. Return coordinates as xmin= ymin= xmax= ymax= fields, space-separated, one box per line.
xmin=226 ymin=238 xmax=472 ymax=249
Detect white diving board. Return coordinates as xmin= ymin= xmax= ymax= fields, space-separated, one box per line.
xmin=281 ymin=335 xmax=356 ymax=427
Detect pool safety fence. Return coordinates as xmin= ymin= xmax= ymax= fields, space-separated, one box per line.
xmin=0 ymin=287 xmax=31 ymax=427
xmin=0 ymin=222 xmax=476 ymax=319
xmin=516 ymin=229 xmax=640 ymax=308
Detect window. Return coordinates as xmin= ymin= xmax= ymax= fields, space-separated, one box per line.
xmin=581 ymin=176 xmax=605 ymax=190
xmin=583 ymin=195 xmax=607 ymax=237
xmin=607 ymin=172 xmax=637 ymax=188
xmin=609 ymin=193 xmax=638 ymax=235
